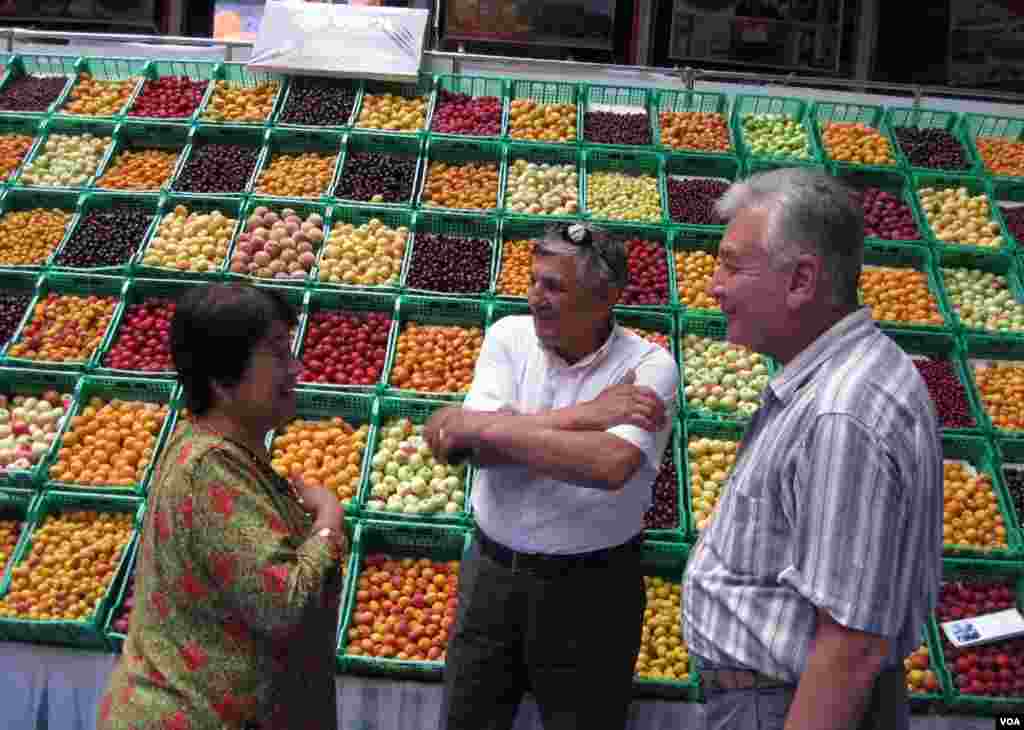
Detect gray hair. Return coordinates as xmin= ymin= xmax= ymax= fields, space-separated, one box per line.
xmin=715 ymin=168 xmax=864 ymax=308
xmin=533 ymin=223 xmax=629 ymax=297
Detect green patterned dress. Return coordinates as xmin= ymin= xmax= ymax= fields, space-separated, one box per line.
xmin=97 ymin=421 xmax=344 ymax=730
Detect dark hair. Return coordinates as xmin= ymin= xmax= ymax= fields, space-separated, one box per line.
xmin=171 ymin=283 xmax=298 ymax=415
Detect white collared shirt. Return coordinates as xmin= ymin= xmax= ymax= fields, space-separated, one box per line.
xmin=465 ymin=315 xmax=679 ymax=555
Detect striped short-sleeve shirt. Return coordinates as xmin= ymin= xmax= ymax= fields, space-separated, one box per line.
xmin=682 ymin=308 xmax=944 ymax=682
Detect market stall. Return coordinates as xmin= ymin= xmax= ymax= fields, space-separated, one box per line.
xmin=0 ymin=24 xmax=1019 ymax=729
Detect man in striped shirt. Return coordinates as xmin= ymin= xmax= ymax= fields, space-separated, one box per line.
xmin=682 ymin=168 xmax=944 ymax=730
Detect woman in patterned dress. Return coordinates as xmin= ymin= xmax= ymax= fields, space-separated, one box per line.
xmin=98 ymin=283 xmax=348 ymax=730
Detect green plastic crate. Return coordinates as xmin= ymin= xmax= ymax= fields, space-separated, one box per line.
xmin=742 ymin=156 xmax=827 ymax=177
xmin=618 ymin=306 xmax=680 ymax=367
xmin=296 ymin=288 xmax=398 ymax=393
xmin=170 ymin=125 xmax=266 ymax=198
xmin=49 ymin=191 xmax=159 ymax=277
xmin=11 ymin=116 xmax=115 ymax=192
xmin=633 ymin=540 xmax=699 ymax=699
xmin=995 ymin=438 xmax=1024 ymax=530
xmin=267 ymin=389 xmax=376 ymax=515
xmin=810 ymin=101 xmax=899 ymax=169
xmin=885 ymin=106 xmax=978 ymax=175
xmin=0 ymin=490 xmax=143 ymax=648
xmin=861 ymin=243 xmax=952 ymax=331
xmin=937 ymin=248 xmax=1024 ymax=337
xmin=125 ymin=59 xmax=219 ymax=125
xmin=430 ymin=75 xmax=506 ymax=140
xmin=0 ymin=116 xmax=43 ymax=185
xmin=353 ymin=75 xmax=434 ymax=136
xmin=640 ymin=425 xmax=687 ymax=544
xmin=909 ymin=619 xmax=950 ymax=710
xmin=829 ymin=163 xmax=930 ymax=248
xmin=492 ymin=217 xmax=571 ymax=302
xmin=101 ymin=533 xmax=137 ymax=653
xmin=502 ymin=142 xmax=582 ymax=220
xmin=990 ymin=179 xmax=1024 ymax=250
xmin=0 ymin=272 xmax=42 ymax=353
xmin=932 ymin=558 xmax=1024 ymax=713
xmin=356 ymin=397 xmax=474 ymax=524
xmin=0 ymin=368 xmax=79 ymax=490
xmin=654 ymin=89 xmax=734 ymax=155
xmin=2 ymin=272 xmax=126 ymax=372
xmin=54 ymin=57 xmax=148 ymax=121
xmin=275 ymin=76 xmax=362 ymax=131
xmin=731 ymin=94 xmax=819 ymax=164
xmin=0 ymin=188 xmax=80 ymax=273
xmin=333 ymin=132 xmax=423 ymax=209
xmin=0 ymin=55 xmax=77 ymax=116
xmin=882 ymin=328 xmax=985 ymax=436
xmin=250 ymin=127 xmax=344 ymax=203
xmin=224 ymin=196 xmax=329 ymax=288
xmin=682 ymin=417 xmax=747 ymax=540
xmin=383 ymin=294 xmax=488 ymax=400
xmin=962 ymin=334 xmax=1024 ymax=439
xmin=314 ymin=205 xmax=413 ymax=291
xmin=679 ymin=314 xmax=774 ymax=423
xmin=671 ymin=227 xmax=722 ymax=316
xmin=912 ymin=172 xmax=1010 ymax=254
xmin=403 ymin=211 xmax=498 ymax=298
xmin=337 ymin=520 xmax=471 ymax=678
xmin=41 ymin=375 xmax=177 ymax=496
xmin=133 ymin=193 xmax=244 ymax=281
xmin=416 ymin=137 xmax=505 ymax=213
xmin=582 ymin=147 xmax=666 ymax=225
xmin=598 ymin=221 xmax=675 ymax=312
xmin=941 ymin=433 xmax=1020 ymax=559
xmin=582 ymin=83 xmax=654 ymax=148
xmin=92 ymin=121 xmax=190 ymax=193
xmin=961 ymin=112 xmax=1024 ymax=182
xmin=93 ymin=277 xmax=206 ymax=379
xmin=505 ymin=79 xmax=580 ymax=145
xmin=196 ymin=62 xmax=286 ymax=127
xmin=663 ymin=152 xmax=740 ymax=230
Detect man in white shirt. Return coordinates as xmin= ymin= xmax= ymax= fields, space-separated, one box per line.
xmin=424 ymin=222 xmax=679 ymax=730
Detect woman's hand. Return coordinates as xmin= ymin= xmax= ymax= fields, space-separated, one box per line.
xmin=295 ymin=477 xmax=343 ymax=530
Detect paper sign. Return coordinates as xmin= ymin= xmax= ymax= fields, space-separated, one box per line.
xmin=941 ymin=608 xmax=1024 ymax=649
xmin=248 ymin=1 xmax=428 ymax=83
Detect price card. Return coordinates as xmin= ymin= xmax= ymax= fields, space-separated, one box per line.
xmin=940 ymin=607 xmax=1024 ymax=649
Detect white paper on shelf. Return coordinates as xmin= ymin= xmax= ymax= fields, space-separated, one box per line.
xmin=940 ymin=608 xmax=1024 ymax=649
xmin=588 ymin=104 xmax=648 ymax=115
xmin=247 ymin=1 xmax=428 ymax=83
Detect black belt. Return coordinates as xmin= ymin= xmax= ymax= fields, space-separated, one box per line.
xmin=702 ymin=668 xmax=792 ymax=692
xmin=476 ymin=528 xmax=642 ymax=574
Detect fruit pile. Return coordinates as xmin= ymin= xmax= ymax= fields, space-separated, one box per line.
xmin=7 ymin=293 xmax=118 ymax=365
xmin=95 ymin=147 xmax=180 ymax=191
xmin=917 ymin=185 xmax=1004 ymax=248
xmin=587 ymin=171 xmax=662 ymax=223
xmin=892 ymin=127 xmax=971 ymax=171
xmin=0 ymin=293 xmax=32 ymax=349
xmin=0 ymin=509 xmax=134 ymax=620
xmin=228 ymin=206 xmax=325 ymax=282
xmin=200 ymin=79 xmax=280 ymax=124
xmin=972 ymin=361 xmax=1024 ymax=433
xmin=635 ymin=576 xmax=690 ymax=681
xmin=334 ymin=151 xmax=417 ymax=206
xmin=53 ymin=207 xmax=152 ymax=270
xmin=666 ymin=178 xmax=729 ymax=226
xmin=109 ymin=571 xmax=135 ymax=634
xmin=0 ymin=390 xmax=71 ymax=473
xmin=298 ymin=310 xmax=391 ymax=387
xmin=172 ymin=142 xmax=260 ymax=195
xmin=977 ymin=137 xmax=1024 ymax=179
xmin=356 ymin=92 xmax=428 ymax=132
xmin=128 ymin=76 xmax=208 ymax=119
xmin=818 ymin=122 xmax=895 ymax=166
xmin=279 ymin=77 xmax=358 ymax=127
xmin=254 ymin=150 xmax=338 ymax=199
xmin=942 ymin=459 xmax=1008 ymax=551
xmin=741 ymin=114 xmax=813 ymax=159
xmin=508 ymin=100 xmax=577 ymax=143
xmin=658 ymin=111 xmax=731 ymax=153
xmin=344 ymin=553 xmax=460 ymax=661
xmin=430 ymin=90 xmax=502 ymax=136
xmin=584 ymin=110 xmax=650 ymax=146
xmin=621 ymin=238 xmax=670 ymax=307
xmin=504 ymin=160 xmax=579 ymax=216
xmin=317 ymin=218 xmax=408 ymax=287
xmin=688 ymin=434 xmax=739 ymax=532
xmin=1002 ymin=206 xmax=1024 ymax=245
xmin=421 ymin=160 xmax=500 ymax=210
xmin=905 ymin=642 xmax=941 ymax=696
xmin=365 ymin=418 xmax=468 ymax=516
xmin=682 ymin=335 xmax=770 ymax=418
xmin=49 ymin=396 xmax=169 ymax=488
xmin=859 ymin=266 xmax=943 ymax=327
xmin=405 ymin=234 xmax=492 ymax=295
xmin=60 ymin=74 xmax=137 ymax=117
xmin=675 ymin=249 xmax=719 ymax=311
xmin=140 ymin=204 xmax=237 ymax=275
xmin=0 ymin=206 xmax=73 ymax=267
xmin=0 ymin=516 xmax=22 ymax=576
xmin=1002 ymin=465 xmax=1024 ymax=527
xmin=495 ymin=238 xmax=532 ymax=297
xmin=643 ymin=447 xmax=679 ymax=531
xmin=942 ymin=268 xmax=1024 ymax=333
xmin=0 ymin=132 xmax=35 ymax=181
xmin=19 ymin=132 xmax=111 ymax=188
xmin=852 ymin=187 xmax=922 ymax=241
xmin=0 ymin=75 xmax=68 ymax=113
xmin=102 ymin=298 xmax=175 ymax=372
xmin=626 ymin=327 xmax=672 ymax=353
xmin=389 ymin=323 xmax=483 ymax=394
xmin=270 ymin=416 xmax=369 ymax=507
xmin=912 ymin=358 xmax=975 ymax=429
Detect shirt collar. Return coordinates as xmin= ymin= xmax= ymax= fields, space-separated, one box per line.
xmin=541 ymin=317 xmax=622 ymax=370
xmin=767 ymin=307 xmax=877 ymax=404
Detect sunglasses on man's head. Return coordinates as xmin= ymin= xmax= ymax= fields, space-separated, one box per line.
xmin=559 ymin=224 xmax=618 ymax=274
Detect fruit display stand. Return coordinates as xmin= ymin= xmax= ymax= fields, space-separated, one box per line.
xmin=334 ymin=132 xmax=425 ymax=210
xmin=11 ymin=117 xmax=117 ymax=194
xmin=502 ymin=142 xmax=582 ymax=221
xmin=0 ymin=189 xmax=82 ymax=274
xmin=961 ymin=113 xmax=1024 ymax=183
xmin=654 ymin=90 xmax=735 ymax=157
xmin=662 ymin=152 xmax=739 ymax=232
xmin=196 ymin=62 xmax=287 ymax=128
xmin=884 ymin=107 xmax=980 ymax=177
xmin=829 ymin=163 xmax=931 ymax=248
xmin=352 ymin=75 xmax=434 ymax=138
xmin=127 ymin=60 xmax=219 ymax=126
xmin=90 ymin=121 xmax=191 ymax=195
xmin=0 ymin=116 xmax=43 ymax=187
xmin=730 ymin=94 xmax=821 ymax=166
xmin=0 ymin=55 xmax=80 ymax=118
xmin=809 ymin=101 xmax=900 ymax=170
xmin=936 ymin=248 xmax=1024 ymax=338
xmin=911 ymin=172 xmax=1011 ymax=257
xmin=992 ymin=180 xmax=1024 ymax=252
xmin=963 ymin=334 xmax=1024 ymax=440
xmin=314 ymin=204 xmax=412 ymax=291
xmin=671 ymin=228 xmax=723 ymax=316
xmin=860 ymin=243 xmax=953 ymax=332
xmin=505 ymin=79 xmax=581 ymax=147
xmin=56 ymin=57 xmax=148 ymax=124
xmin=683 ymin=417 xmax=746 ymax=540
xmin=402 ymin=211 xmax=498 ymax=298
xmin=250 ymin=127 xmax=345 ymax=203
xmin=100 ymin=534 xmax=137 ymax=653
xmin=429 ymin=74 xmax=506 ymax=141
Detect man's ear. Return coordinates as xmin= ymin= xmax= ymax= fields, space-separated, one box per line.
xmin=786 ymin=253 xmax=821 ymax=310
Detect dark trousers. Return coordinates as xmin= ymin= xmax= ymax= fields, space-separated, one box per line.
xmin=439 ymin=532 xmax=646 ymax=730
